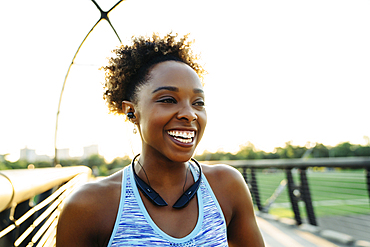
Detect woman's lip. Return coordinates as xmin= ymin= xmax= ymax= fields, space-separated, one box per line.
xmin=167 ymin=132 xmax=195 ymax=147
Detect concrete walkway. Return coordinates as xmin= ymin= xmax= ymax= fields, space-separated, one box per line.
xmin=256 ymin=214 xmax=370 ymax=247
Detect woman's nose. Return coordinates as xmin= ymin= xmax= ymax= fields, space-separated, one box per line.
xmin=177 ymin=104 xmax=197 ymax=122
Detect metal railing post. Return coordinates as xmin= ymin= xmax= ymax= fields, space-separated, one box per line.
xmin=0 ymin=208 xmax=13 ymax=246
xmin=366 ymin=168 xmax=370 ymax=205
xmin=32 ymin=188 xmax=54 ymax=246
xmin=300 ymin=168 xmax=317 ymax=226
xmin=242 ymin=168 xmax=249 ymax=185
xmin=14 ymin=200 xmax=33 ymax=247
xmin=250 ymin=168 xmax=263 ymax=211
xmin=286 ymin=168 xmax=302 ymax=225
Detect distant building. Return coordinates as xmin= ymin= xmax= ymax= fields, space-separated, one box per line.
xmin=20 ymin=147 xmax=53 ymax=162
xmin=0 ymin=154 xmax=5 ymax=162
xmin=19 ymin=146 xmax=99 ymax=162
xmin=83 ymin=145 xmax=99 ymax=159
xmin=20 ymin=147 xmax=37 ymax=162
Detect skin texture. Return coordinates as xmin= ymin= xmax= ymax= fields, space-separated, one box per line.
xmin=56 ymin=61 xmax=265 ymax=247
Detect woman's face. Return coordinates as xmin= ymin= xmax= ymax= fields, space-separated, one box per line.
xmin=135 ymin=61 xmax=207 ymax=162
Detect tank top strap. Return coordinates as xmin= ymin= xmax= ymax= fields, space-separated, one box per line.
xmin=107 ymin=166 xmax=128 ymax=247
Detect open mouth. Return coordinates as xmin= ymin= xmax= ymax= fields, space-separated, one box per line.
xmin=167 ymin=130 xmax=195 ymax=144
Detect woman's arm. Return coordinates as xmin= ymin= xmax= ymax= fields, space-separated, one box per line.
xmin=204 ymin=164 xmax=265 ymax=246
xmin=225 ymin=168 xmax=265 ymax=246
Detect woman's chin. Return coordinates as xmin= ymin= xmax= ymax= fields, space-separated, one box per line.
xmin=164 ymin=152 xmax=195 ymax=163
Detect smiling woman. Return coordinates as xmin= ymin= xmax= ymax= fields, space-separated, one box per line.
xmin=126 ymin=61 xmax=207 ymax=163
xmin=55 ymin=33 xmax=265 ymax=247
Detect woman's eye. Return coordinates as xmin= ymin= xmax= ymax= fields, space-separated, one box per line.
xmin=158 ymin=98 xmax=177 ymax=104
xmin=194 ymin=101 xmax=205 ymax=107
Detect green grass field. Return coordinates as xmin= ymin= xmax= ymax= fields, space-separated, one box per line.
xmin=244 ymin=169 xmax=369 ymax=219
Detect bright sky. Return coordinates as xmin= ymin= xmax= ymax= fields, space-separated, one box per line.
xmin=1 ymin=0 xmax=369 ymax=162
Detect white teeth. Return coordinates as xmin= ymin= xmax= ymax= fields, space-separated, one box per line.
xmin=167 ymin=130 xmax=195 ymax=139
xmin=173 ymin=137 xmax=192 ymax=143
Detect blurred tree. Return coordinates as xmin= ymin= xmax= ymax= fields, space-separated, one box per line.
xmin=312 ymin=143 xmax=329 ymax=157
xmin=274 ymin=141 xmax=307 ymax=159
xmin=236 ymin=142 xmax=258 ymax=160
xmin=34 ymin=161 xmax=53 ymax=168
xmin=10 ymin=159 xmax=28 ymax=169
xmin=194 ymin=151 xmax=213 ymax=161
xmin=59 ymin=158 xmax=81 ymax=167
xmin=353 ymin=145 xmax=370 ymax=157
xmin=108 ymin=156 xmax=131 ymax=172
xmin=260 ymin=151 xmax=280 ymax=159
xmin=0 ymin=161 xmax=8 ymax=170
xmin=332 ymin=142 xmax=354 ymax=157
xmin=81 ymin=154 xmax=107 ymax=176
xmin=83 ymin=154 xmax=106 ymax=168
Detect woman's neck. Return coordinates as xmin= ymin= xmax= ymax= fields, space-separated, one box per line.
xmin=135 ymin=151 xmax=191 ymax=189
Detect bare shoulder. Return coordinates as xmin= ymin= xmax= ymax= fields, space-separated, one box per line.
xmin=56 ymin=170 xmax=123 ymax=247
xmin=60 ymin=172 xmax=122 ymax=217
xmin=200 ymin=163 xmax=248 ymax=222
xmin=62 ymin=170 xmax=122 ymax=215
xmin=201 ymin=163 xmax=242 ymax=175
xmin=201 ymin=163 xmax=246 ymax=192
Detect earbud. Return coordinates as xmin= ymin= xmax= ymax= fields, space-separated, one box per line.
xmin=127 ymin=112 xmax=136 ymax=119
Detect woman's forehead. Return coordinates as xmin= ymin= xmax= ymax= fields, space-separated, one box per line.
xmin=145 ymin=61 xmax=203 ymax=91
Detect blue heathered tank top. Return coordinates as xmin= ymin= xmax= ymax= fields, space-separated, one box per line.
xmin=107 ymin=163 xmax=228 ymax=246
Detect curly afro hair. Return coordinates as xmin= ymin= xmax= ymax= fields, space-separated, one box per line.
xmin=102 ymin=33 xmax=206 ymax=115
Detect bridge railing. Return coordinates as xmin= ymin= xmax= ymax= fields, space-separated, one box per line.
xmin=0 ymin=166 xmax=91 ymax=247
xmin=203 ymin=157 xmax=370 ymax=242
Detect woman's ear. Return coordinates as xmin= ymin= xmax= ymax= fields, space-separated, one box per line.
xmin=122 ymin=101 xmax=137 ymax=122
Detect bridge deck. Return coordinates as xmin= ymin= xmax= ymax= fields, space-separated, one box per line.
xmin=257 ymin=215 xmax=369 ymax=247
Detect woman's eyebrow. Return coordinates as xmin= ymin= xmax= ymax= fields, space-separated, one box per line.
xmin=152 ymin=86 xmax=179 ymax=94
xmin=151 ymin=86 xmax=204 ymax=94
xmin=193 ymin=88 xmax=204 ymax=94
